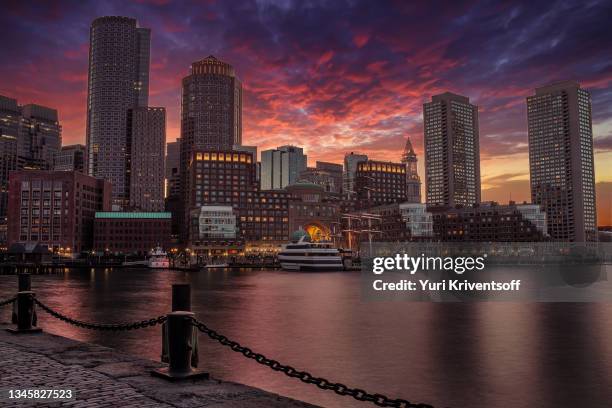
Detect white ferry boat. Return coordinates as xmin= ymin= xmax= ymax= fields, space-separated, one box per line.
xmin=278 ymin=231 xmax=348 ymax=271
xmin=148 ymin=247 xmax=170 ymax=269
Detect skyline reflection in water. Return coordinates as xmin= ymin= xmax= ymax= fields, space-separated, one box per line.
xmin=1 ymin=268 xmax=611 ymax=408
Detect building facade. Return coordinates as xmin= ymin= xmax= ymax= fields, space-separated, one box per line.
xmin=93 ymin=212 xmax=171 ymax=254
xmin=315 ymin=161 xmax=343 ymax=194
xmin=185 ymin=150 xmax=291 ymax=250
xmin=286 ymin=181 xmax=339 ymax=242
xmin=401 ymin=136 xmax=421 ymax=203
xmin=299 ymin=167 xmax=339 ymax=194
xmin=189 ymin=206 xmax=241 ymax=252
xmin=343 ymin=152 xmax=368 ymax=195
xmin=527 ymin=81 xmax=597 ymax=241
xmin=179 ymin=56 xmax=242 ymax=237
xmin=180 ymin=56 xmax=242 ymax=152
xmin=18 ymin=104 xmax=62 ymax=170
xmin=1 ymin=96 xmax=62 ymax=220
xmin=0 ymin=96 xmax=19 ymax=222
xmin=54 ymin=144 xmax=86 ymax=173
xmin=429 ymin=202 xmax=548 ymax=241
xmin=86 ymin=16 xmax=150 ymax=208
xmin=424 ymin=92 xmax=481 ymax=207
xmin=128 ymin=107 xmax=166 ymax=211
xmin=260 ymin=145 xmax=307 ymax=190
xmin=354 ymin=160 xmax=407 ymax=209
xmin=7 ymin=170 xmax=111 ymax=255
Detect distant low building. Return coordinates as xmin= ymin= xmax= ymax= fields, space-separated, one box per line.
xmin=429 ymin=202 xmax=548 ymax=241
xmin=260 ymin=145 xmax=307 ymax=190
xmin=286 ymin=181 xmax=340 ymax=242
xmin=7 ymin=170 xmax=111 ymax=256
xmin=344 ymin=202 xmax=433 ymax=245
xmin=189 ymin=206 xmax=240 ymax=254
xmin=54 ymin=144 xmax=86 ymax=173
xmin=93 ymin=212 xmax=171 ymax=255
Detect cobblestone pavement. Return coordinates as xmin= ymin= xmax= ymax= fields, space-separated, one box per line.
xmin=0 ymin=324 xmax=318 ymax=408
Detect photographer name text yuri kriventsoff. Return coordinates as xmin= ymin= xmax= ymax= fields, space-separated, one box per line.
xmin=370 ymin=254 xmax=521 ymax=292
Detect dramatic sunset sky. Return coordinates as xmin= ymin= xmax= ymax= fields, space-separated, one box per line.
xmin=1 ymin=0 xmax=611 ymax=224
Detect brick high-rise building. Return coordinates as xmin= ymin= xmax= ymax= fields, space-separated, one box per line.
xmin=179 ymin=56 xmax=242 ymax=238
xmin=527 ymin=81 xmax=597 ymax=241
xmin=180 ymin=56 xmax=242 ymax=152
xmin=86 ymin=16 xmax=150 ymax=208
xmin=128 ymin=107 xmax=166 ymax=211
xmin=424 ymin=92 xmax=481 ymax=207
xmin=7 ymin=170 xmax=111 ymax=254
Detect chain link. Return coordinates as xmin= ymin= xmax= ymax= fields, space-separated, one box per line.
xmin=33 ymin=298 xmax=167 ymax=331
xmin=0 ymin=297 xmax=16 ymax=307
xmin=191 ymin=318 xmax=434 ymax=408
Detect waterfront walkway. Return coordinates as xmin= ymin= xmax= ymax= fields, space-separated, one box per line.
xmin=0 ymin=325 xmax=317 ymax=408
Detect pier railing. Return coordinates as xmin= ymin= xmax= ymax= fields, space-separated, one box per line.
xmin=1 ymin=273 xmax=434 ymax=408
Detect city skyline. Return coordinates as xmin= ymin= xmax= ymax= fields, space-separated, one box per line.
xmin=1 ymin=1 xmax=611 ymax=224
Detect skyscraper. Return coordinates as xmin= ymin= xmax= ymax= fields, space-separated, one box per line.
xmin=127 ymin=107 xmax=166 ymax=211
xmin=527 ymin=81 xmax=597 ymax=241
xmin=86 ymin=16 xmax=150 ymax=208
xmin=180 ymin=56 xmax=242 ymax=152
xmin=401 ymin=136 xmax=421 ymax=203
xmin=0 ymin=95 xmax=62 ymax=220
xmin=423 ymin=92 xmax=481 ymax=207
xmin=0 ymin=96 xmax=19 ymax=221
xmin=260 ymin=145 xmax=307 ymax=190
xmin=343 ymin=152 xmax=368 ymax=195
xmin=19 ymin=104 xmax=62 ymax=170
xmin=165 ymin=140 xmax=181 ymax=198
xmin=179 ymin=56 xmax=242 ymax=238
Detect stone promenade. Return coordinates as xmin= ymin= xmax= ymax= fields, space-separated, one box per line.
xmin=0 ymin=324 xmax=318 ymax=408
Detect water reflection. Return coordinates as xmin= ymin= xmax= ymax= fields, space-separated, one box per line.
xmin=1 ymin=269 xmax=611 ymax=408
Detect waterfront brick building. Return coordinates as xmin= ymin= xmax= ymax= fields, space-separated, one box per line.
xmin=93 ymin=212 xmax=171 ymax=255
xmin=354 ymin=160 xmax=407 ymax=209
xmin=185 ymin=150 xmax=291 ymax=253
xmin=429 ymin=202 xmax=548 ymax=241
xmin=286 ymin=181 xmax=339 ymax=242
xmin=7 ymin=170 xmax=111 ymax=255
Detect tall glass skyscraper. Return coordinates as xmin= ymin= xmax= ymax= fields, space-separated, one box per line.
xmin=527 ymin=81 xmax=597 ymax=241
xmin=86 ymin=16 xmax=150 ymax=209
xmin=423 ymin=92 xmax=481 ymax=207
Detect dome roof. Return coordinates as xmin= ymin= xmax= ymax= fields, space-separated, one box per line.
xmin=285 ymin=180 xmax=325 ymax=192
xmin=290 ymin=229 xmax=311 ymax=243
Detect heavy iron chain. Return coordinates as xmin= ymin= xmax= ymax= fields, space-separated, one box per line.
xmin=191 ymin=318 xmax=434 ymax=408
xmin=0 ymin=297 xmax=16 ymax=307
xmin=33 ymin=298 xmax=167 ymax=331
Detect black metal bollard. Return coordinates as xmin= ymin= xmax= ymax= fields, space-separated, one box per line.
xmin=7 ymin=283 xmax=42 ymax=334
xmin=151 ymin=283 xmax=208 ymax=380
